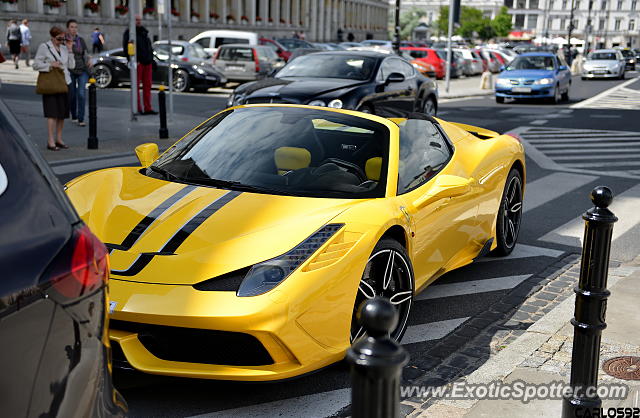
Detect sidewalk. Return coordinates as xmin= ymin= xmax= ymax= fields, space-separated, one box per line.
xmin=437 ymin=74 xmax=494 ymax=99
xmin=409 ymin=256 xmax=640 ymax=417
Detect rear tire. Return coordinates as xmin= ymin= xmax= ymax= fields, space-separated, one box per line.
xmin=422 ymin=96 xmax=437 ymax=116
xmin=495 ymin=96 xmax=505 ymax=104
xmin=491 ymin=168 xmax=523 ymax=257
xmin=173 ymin=69 xmax=190 ymax=92
xmin=93 ymin=64 xmax=113 ymax=88
xmin=351 ymin=239 xmax=414 ymax=343
xmin=561 ymin=87 xmax=569 ymax=102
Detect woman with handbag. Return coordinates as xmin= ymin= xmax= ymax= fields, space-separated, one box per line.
xmin=33 ymin=26 xmax=75 ymax=151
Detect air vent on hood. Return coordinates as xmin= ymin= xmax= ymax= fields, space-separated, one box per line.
xmin=303 ymin=230 xmax=362 ymax=272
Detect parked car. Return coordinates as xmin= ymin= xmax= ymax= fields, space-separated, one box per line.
xmin=275 ymin=38 xmax=314 ymax=51
xmin=289 ymin=47 xmax=325 ymax=61
xmin=581 ymin=49 xmax=626 ymax=79
xmin=454 ymin=48 xmax=483 ymax=75
xmin=153 ymin=40 xmax=211 ymax=61
xmin=435 ymin=49 xmax=462 ymax=78
xmin=190 ymin=30 xmax=258 ymax=56
xmin=401 ymin=51 xmax=437 ymax=78
xmin=339 ymin=41 xmax=362 ymax=48
xmin=360 ymin=39 xmax=394 ymax=49
xmin=259 ymin=37 xmax=292 ymax=61
xmin=495 ymin=52 xmax=571 ymax=103
xmin=475 ymin=48 xmax=502 ymax=73
xmin=228 ymin=51 xmax=439 ymax=115
xmin=214 ymin=44 xmax=285 ymax=82
xmin=0 ymin=98 xmax=127 ymax=417
xmin=312 ymin=42 xmax=346 ymax=50
xmin=615 ymin=47 xmax=637 ymax=71
xmin=92 ymin=48 xmax=226 ymax=92
xmin=401 ymin=47 xmax=446 ymax=79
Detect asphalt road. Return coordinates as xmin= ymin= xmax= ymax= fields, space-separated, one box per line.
xmin=8 ymin=74 xmax=640 ymax=417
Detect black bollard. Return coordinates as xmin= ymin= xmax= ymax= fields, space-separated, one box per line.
xmin=158 ymin=85 xmax=169 ymax=139
xmin=346 ymin=297 xmax=409 ymax=418
xmin=87 ymin=78 xmax=98 ymax=149
xmin=562 ymin=186 xmax=618 ymax=418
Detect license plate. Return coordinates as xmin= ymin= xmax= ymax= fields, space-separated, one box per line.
xmin=594 ymin=70 xmax=607 ymax=74
xmin=512 ymin=87 xmax=532 ymax=93
xmin=226 ymin=66 xmax=245 ymax=71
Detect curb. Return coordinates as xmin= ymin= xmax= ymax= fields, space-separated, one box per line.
xmin=440 ymin=91 xmax=493 ymax=100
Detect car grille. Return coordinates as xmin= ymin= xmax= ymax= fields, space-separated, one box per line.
xmin=110 ymin=320 xmax=274 ymax=366
xmin=245 ymin=97 xmax=297 ymax=104
xmin=510 ymin=79 xmax=535 ymax=85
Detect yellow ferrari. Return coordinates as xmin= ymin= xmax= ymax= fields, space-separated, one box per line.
xmin=65 ymin=104 xmax=525 ymax=381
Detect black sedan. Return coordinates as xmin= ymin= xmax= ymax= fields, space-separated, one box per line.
xmin=92 ymin=47 xmax=227 ymax=92
xmin=0 ymin=98 xmax=126 ymax=417
xmin=227 ymin=51 xmax=439 ymax=116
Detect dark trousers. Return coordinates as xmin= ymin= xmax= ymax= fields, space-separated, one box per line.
xmin=69 ymin=71 xmax=89 ymax=122
xmin=92 ymin=43 xmax=103 ymax=54
xmin=137 ymin=62 xmax=153 ymax=113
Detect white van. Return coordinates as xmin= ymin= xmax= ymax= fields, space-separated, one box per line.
xmin=189 ymin=30 xmax=258 ymax=57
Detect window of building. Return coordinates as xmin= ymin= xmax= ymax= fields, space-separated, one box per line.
xmin=562 ymin=0 xmax=568 ymax=8
xmin=614 ymin=18 xmax=622 ymax=29
xmin=528 ymin=14 xmax=539 ymax=28
xmin=617 ymin=0 xmax=622 ymax=9
xmin=599 ymin=17 xmax=605 ymax=28
xmin=572 ymin=19 xmax=579 ymax=29
xmin=633 ymin=0 xmax=637 ymax=10
xmin=517 ymin=0 xmax=527 ymax=8
xmin=630 ymin=19 xmax=636 ymax=30
xmin=504 ymin=0 xmax=514 ymax=7
xmin=515 ymin=14 xmax=526 ymax=27
xmin=601 ymin=0 xmax=607 ymax=9
xmin=549 ymin=0 xmax=555 ymax=8
xmin=560 ymin=17 xmax=567 ymax=29
xmin=576 ymin=0 xmax=581 ymax=9
xmin=530 ymin=0 xmax=539 ymax=8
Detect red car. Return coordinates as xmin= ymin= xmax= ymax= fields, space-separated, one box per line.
xmin=258 ymin=37 xmax=291 ymax=61
xmin=401 ymin=47 xmax=446 ymax=79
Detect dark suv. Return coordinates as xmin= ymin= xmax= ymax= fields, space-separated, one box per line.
xmin=0 ymin=98 xmax=126 ymax=417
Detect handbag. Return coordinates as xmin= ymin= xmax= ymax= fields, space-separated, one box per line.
xmin=36 ymin=45 xmax=68 ymax=95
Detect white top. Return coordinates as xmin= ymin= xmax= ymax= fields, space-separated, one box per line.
xmin=19 ymin=24 xmax=31 ymax=46
xmin=33 ymin=41 xmax=75 ymax=85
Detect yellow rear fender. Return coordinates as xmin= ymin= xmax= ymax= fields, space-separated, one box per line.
xmin=447 ymin=122 xmax=500 ymax=139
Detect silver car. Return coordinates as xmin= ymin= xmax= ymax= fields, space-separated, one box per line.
xmin=582 ymin=49 xmax=626 ymax=80
xmin=214 ymin=44 xmax=285 ymax=82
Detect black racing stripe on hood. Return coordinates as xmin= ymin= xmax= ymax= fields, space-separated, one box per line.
xmin=110 ymin=190 xmax=242 ymax=277
xmin=106 ymin=185 xmax=197 ymax=253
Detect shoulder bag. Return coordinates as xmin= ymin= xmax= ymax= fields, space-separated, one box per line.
xmin=36 ymin=45 xmax=68 ymax=95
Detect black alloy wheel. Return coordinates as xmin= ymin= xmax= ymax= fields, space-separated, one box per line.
xmin=492 ymin=168 xmax=523 ymax=256
xmin=422 ymin=96 xmax=437 ymax=116
xmin=351 ymin=239 xmax=414 ymax=343
xmin=173 ymin=69 xmax=190 ymax=92
xmin=93 ymin=64 xmax=113 ymax=88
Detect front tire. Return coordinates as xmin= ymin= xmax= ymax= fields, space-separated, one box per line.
xmin=93 ymin=64 xmax=113 ymax=88
xmin=495 ymin=96 xmax=505 ymax=104
xmin=492 ymin=168 xmax=523 ymax=257
xmin=351 ymin=239 xmax=414 ymax=343
xmin=173 ymin=69 xmax=190 ymax=92
xmin=422 ymin=96 xmax=437 ymax=116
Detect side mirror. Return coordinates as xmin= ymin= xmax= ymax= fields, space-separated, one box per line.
xmin=385 ymin=72 xmax=405 ymax=84
xmin=558 ymin=65 xmax=568 ymax=71
xmin=412 ymin=175 xmax=473 ymax=209
xmin=135 ymin=143 xmax=159 ymax=167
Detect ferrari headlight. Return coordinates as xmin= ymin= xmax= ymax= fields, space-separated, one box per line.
xmin=308 ymin=100 xmax=326 ymax=107
xmin=534 ymin=78 xmax=554 ymax=85
xmin=327 ymin=99 xmax=343 ymax=108
xmin=495 ymin=78 xmax=511 ymax=87
xmin=236 ymin=224 xmax=344 ymax=297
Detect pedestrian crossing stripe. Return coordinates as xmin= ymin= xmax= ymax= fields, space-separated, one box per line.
xmin=509 ymin=126 xmax=640 ymax=180
xmin=571 ymin=76 xmax=640 ymax=110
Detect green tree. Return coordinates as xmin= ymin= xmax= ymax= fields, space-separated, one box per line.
xmin=435 ymin=5 xmax=498 ymax=40
xmin=491 ymin=6 xmax=513 ymax=37
xmin=390 ymin=7 xmax=427 ymax=40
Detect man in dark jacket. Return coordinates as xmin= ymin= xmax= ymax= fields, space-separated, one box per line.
xmin=123 ymin=16 xmax=156 ymax=114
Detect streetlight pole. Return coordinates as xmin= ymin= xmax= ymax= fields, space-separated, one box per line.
xmin=445 ymin=0 xmax=454 ymax=93
xmin=585 ymin=0 xmax=593 ymax=53
xmin=394 ymin=0 xmax=401 ymax=55
xmin=567 ymin=0 xmax=576 ymax=65
xmin=128 ymin=0 xmax=138 ymax=121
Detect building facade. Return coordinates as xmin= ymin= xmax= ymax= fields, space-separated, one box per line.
xmin=0 ymin=0 xmax=389 ymax=54
xmin=507 ymin=0 xmax=640 ymax=48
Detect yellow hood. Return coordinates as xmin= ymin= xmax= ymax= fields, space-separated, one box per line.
xmin=66 ymin=167 xmax=357 ymax=285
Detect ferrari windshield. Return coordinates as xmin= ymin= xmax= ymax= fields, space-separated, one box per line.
xmin=276 ymin=54 xmax=377 ymax=80
xmin=151 ymin=107 xmax=390 ymax=198
xmin=506 ymin=55 xmax=555 ymax=71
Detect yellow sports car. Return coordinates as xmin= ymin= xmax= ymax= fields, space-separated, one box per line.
xmin=65 ymin=104 xmax=525 ymax=381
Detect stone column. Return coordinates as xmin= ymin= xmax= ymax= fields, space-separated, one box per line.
xmin=282 ymin=0 xmax=290 ymax=25
xmin=310 ymin=0 xmax=317 ymax=40
xmin=179 ymin=0 xmax=190 ymax=22
xmin=221 ymin=0 xmax=227 ymax=23
xmin=317 ymin=0 xmax=324 ymax=40
xmin=201 ymin=0 xmax=210 ymax=23
xmin=273 ymin=0 xmax=280 ymax=26
xmin=101 ymin=0 xmax=115 ymax=18
xmin=248 ymin=0 xmax=256 ymax=24
xmin=259 ymin=0 xmax=268 ymax=24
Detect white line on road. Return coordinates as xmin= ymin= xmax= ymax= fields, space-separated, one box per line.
xmin=402 ymin=317 xmax=470 ymax=345
xmin=571 ymin=77 xmax=640 ymax=109
xmin=186 ymin=389 xmax=351 ymax=418
xmin=530 ymin=119 xmax=548 ymax=125
xmin=506 ymin=126 xmax=564 ymax=171
xmin=539 ymin=183 xmax=640 ymax=248
xmin=476 ymin=243 xmax=565 ymax=262
xmin=523 ymin=172 xmax=598 ymax=213
xmin=415 ymin=275 xmax=532 ymax=301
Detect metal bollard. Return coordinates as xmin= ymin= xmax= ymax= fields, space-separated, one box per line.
xmin=87 ymin=78 xmax=98 ymax=149
xmin=158 ymin=85 xmax=169 ymax=139
xmin=346 ymin=297 xmax=409 ymax=418
xmin=562 ymin=186 xmax=617 ymax=418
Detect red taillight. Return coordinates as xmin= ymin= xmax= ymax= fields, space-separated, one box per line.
xmin=49 ymin=225 xmax=108 ymax=299
xmin=253 ymin=49 xmax=260 ymax=72
xmin=181 ymin=57 xmax=188 ymax=62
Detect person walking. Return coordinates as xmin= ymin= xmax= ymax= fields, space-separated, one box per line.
xmin=6 ymin=20 xmax=22 ymax=69
xmin=66 ymin=19 xmax=91 ymax=126
xmin=91 ymin=27 xmax=105 ymax=53
xmin=33 ymin=26 xmax=74 ymax=151
xmin=123 ymin=16 xmax=157 ymax=115
xmin=19 ymin=19 xmax=32 ymax=66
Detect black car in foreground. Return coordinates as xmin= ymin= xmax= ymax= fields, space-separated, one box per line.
xmin=0 ymin=98 xmax=126 ymax=417
xmin=227 ymin=51 xmax=439 ymax=116
xmin=92 ymin=46 xmax=227 ymax=92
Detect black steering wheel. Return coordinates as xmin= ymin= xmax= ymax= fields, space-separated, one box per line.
xmin=318 ymin=158 xmax=367 ymax=183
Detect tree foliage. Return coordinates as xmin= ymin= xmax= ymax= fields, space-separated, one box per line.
xmin=492 ymin=6 xmax=513 ymax=37
xmin=435 ymin=5 xmax=512 ymax=41
xmin=389 ymin=7 xmax=427 ymax=40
